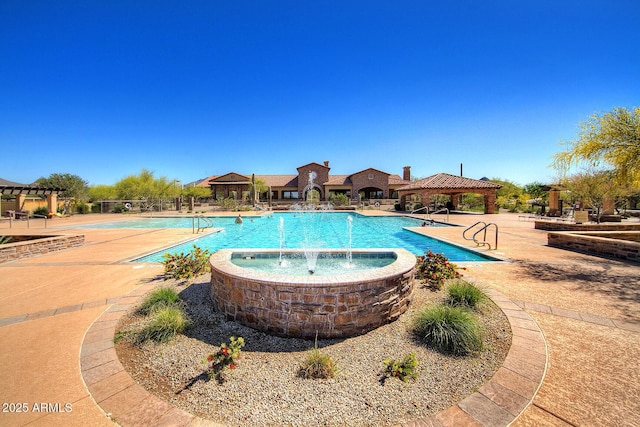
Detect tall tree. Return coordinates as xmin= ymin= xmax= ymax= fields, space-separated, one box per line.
xmin=114 ymin=169 xmax=180 ymax=211
xmin=553 ymin=106 xmax=640 ymax=189
xmin=565 ymin=169 xmax=621 ymax=223
xmin=36 ymin=173 xmax=88 ymax=214
xmin=491 ymin=178 xmax=523 ymax=211
xmin=523 ymin=182 xmax=547 ymax=200
xmin=181 ymin=185 xmax=211 ymax=202
xmin=88 ymin=185 xmax=117 ymax=201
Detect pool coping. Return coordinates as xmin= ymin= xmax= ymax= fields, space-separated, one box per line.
xmin=405 ymin=226 xmax=506 ymax=262
xmin=80 ymin=284 xmax=547 ymax=426
xmin=211 ymin=247 xmax=416 ymax=283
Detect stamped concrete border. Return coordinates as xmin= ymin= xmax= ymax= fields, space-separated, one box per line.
xmin=80 ymin=286 xmax=547 ymax=427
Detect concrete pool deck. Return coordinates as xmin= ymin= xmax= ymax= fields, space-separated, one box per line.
xmin=0 ymin=212 xmax=638 ymax=426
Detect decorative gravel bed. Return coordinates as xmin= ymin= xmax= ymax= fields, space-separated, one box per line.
xmin=115 ymin=275 xmax=511 ymax=427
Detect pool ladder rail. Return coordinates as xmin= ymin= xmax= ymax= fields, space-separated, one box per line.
xmin=193 ymin=215 xmax=214 ymax=234
xmin=463 ymin=221 xmax=498 ymax=250
xmin=411 ymin=206 xmax=450 ymax=223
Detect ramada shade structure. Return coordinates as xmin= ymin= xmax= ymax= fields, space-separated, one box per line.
xmin=396 ymin=173 xmax=502 ymax=214
xmin=0 ymin=178 xmax=65 ymax=215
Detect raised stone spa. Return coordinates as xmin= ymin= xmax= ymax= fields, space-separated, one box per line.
xmin=209 ymin=248 xmax=416 ymax=338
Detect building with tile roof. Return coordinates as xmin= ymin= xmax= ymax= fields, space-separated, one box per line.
xmin=198 ymin=161 xmax=412 ymax=203
xmin=396 ymin=173 xmax=502 ymax=213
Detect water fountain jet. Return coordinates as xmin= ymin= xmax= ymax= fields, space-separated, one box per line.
xmin=347 ymin=215 xmax=353 ymax=266
xmin=278 ymin=217 xmax=286 ymax=266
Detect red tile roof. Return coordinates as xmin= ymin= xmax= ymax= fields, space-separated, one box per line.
xmin=388 ymin=174 xmax=410 ymax=186
xmin=398 ymin=173 xmax=502 ymax=191
xmin=256 ymin=175 xmax=298 ymax=187
xmin=324 ymin=175 xmax=352 ymax=185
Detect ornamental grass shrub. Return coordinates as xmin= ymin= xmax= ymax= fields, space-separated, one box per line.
xmin=446 ymin=280 xmax=487 ymax=309
xmin=411 ymin=305 xmax=483 ymax=356
xmin=138 ymin=286 xmax=182 ymax=315
xmin=142 ymin=305 xmax=190 ymax=343
xmin=299 ymin=347 xmax=338 ymax=380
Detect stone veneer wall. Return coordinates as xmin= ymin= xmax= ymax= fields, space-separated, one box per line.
xmin=535 ymin=221 xmax=640 ymax=232
xmin=548 ymin=231 xmax=640 ymax=263
xmin=209 ymin=249 xmax=416 ymax=339
xmin=0 ymin=235 xmax=85 ymax=263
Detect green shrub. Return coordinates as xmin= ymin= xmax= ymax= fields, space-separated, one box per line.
xmin=446 ymin=280 xmax=487 ymax=309
xmin=91 ymin=204 xmax=101 ymax=213
xmin=162 ymin=245 xmax=211 ymax=282
xmin=142 ymin=305 xmax=190 ymax=343
xmin=33 ymin=206 xmax=49 ymax=216
xmin=383 ymin=353 xmax=418 ymax=382
xmin=75 ymin=203 xmax=90 ymax=214
xmin=218 ymin=197 xmax=239 ymax=211
xmin=330 ymin=193 xmax=350 ymax=207
xmin=113 ymin=204 xmax=125 ymax=213
xmin=299 ymin=347 xmax=338 ymax=379
xmin=138 ymin=286 xmax=181 ymax=315
xmin=411 ymin=305 xmax=483 ymax=356
xmin=415 ymin=251 xmax=465 ymax=289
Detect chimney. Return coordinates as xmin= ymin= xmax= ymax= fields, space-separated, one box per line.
xmin=324 ymin=161 xmax=330 ymax=167
xmin=403 ymin=166 xmax=411 ymax=181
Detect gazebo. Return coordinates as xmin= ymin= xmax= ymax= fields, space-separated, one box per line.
xmin=0 ymin=178 xmax=65 ymax=217
xmin=397 ymin=173 xmax=502 ymax=214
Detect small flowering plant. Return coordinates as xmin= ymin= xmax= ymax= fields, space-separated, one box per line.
xmin=383 ymin=353 xmax=418 ymax=383
xmin=162 ymin=245 xmax=211 ymax=283
xmin=203 ymin=336 xmax=245 ymax=383
xmin=415 ymin=251 xmax=465 ymax=289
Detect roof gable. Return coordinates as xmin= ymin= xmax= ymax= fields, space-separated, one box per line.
xmin=209 ymin=172 xmax=251 ymax=183
xmin=296 ymin=162 xmax=330 ymax=172
xmin=350 ymin=167 xmax=390 ymax=178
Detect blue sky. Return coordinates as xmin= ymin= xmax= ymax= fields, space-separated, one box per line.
xmin=1 ymin=1 xmax=638 ymax=187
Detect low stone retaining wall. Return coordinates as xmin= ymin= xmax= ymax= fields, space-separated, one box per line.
xmin=548 ymin=231 xmax=640 ymax=263
xmin=535 ymin=221 xmax=640 ymax=232
xmin=0 ymin=234 xmax=85 ymax=263
xmin=209 ymin=248 xmax=416 ymax=339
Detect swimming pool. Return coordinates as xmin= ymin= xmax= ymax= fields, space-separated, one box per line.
xmin=111 ymin=212 xmax=493 ymax=262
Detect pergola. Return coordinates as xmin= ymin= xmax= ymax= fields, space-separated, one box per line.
xmin=1 ymin=178 xmax=65 ymax=216
xmin=397 ymin=173 xmax=502 ymax=214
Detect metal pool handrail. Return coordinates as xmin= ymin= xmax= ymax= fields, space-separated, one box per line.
xmin=429 ymin=207 xmax=449 ymax=222
xmin=463 ymin=221 xmax=498 ymax=250
xmin=192 ymin=215 xmax=213 ymax=233
xmin=411 ymin=206 xmax=429 ymax=214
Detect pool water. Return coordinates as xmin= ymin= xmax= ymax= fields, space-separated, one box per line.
xmin=117 ymin=212 xmax=493 ymax=262
xmin=230 ymin=252 xmax=396 ymax=276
